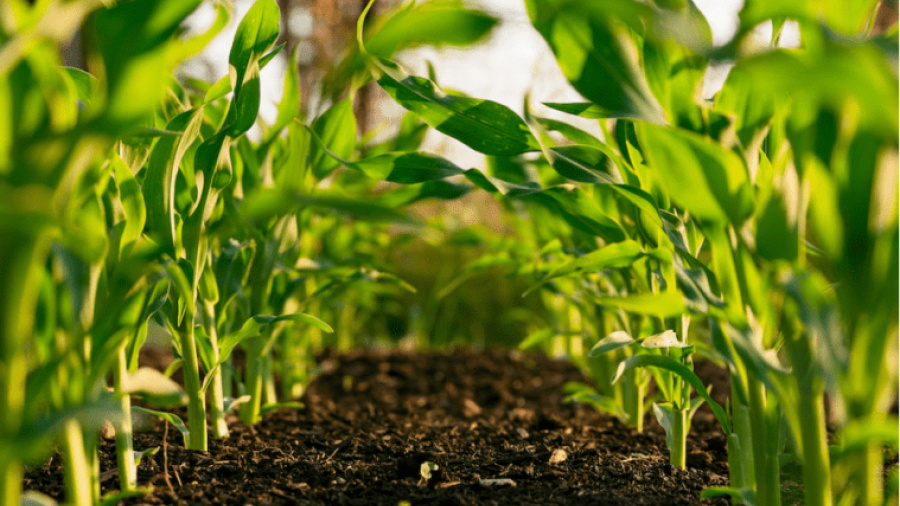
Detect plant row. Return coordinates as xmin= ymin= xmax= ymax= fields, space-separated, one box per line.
xmin=1 ymin=1 xmax=897 ymax=506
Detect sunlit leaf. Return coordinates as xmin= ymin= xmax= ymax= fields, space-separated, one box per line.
xmin=588 ymin=330 xmax=636 ymax=356
xmin=612 ymin=354 xmax=730 ymax=432
xmin=638 ymin=123 xmax=753 ymax=225
xmin=525 ymin=0 xmax=664 ymax=122
xmin=372 ymin=59 xmax=540 ymax=156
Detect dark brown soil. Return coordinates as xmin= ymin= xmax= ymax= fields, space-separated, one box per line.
xmin=24 ymin=349 xmax=731 ymax=505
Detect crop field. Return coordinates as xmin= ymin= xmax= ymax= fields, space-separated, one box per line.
xmin=1 ymin=0 xmax=897 ymax=504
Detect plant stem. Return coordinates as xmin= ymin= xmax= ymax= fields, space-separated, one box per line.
xmin=204 ymin=302 xmax=228 ymax=439
xmin=857 ymin=441 xmax=883 ymax=506
xmin=178 ymin=310 xmax=207 ymax=451
xmin=798 ymin=385 xmax=832 ymax=506
xmin=62 ymin=419 xmax=92 ymax=506
xmin=622 ymin=370 xmax=645 ymax=432
xmin=727 ymin=433 xmax=748 ymax=490
xmin=239 ymin=342 xmax=264 ymax=425
xmin=731 ymin=375 xmax=757 ymax=487
xmin=671 ymin=407 xmax=687 ymax=468
xmin=113 ymin=345 xmax=137 ymax=491
xmin=748 ymin=379 xmax=779 ymax=505
xmin=0 ymin=233 xmax=47 ymax=506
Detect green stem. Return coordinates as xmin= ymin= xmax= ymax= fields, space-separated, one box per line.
xmin=671 ymin=407 xmax=687 ymax=468
xmin=113 ymin=345 xmax=137 ymax=491
xmin=798 ymin=385 xmax=833 ymax=506
xmin=239 ymin=342 xmax=264 ymax=425
xmin=622 ymin=370 xmax=645 ymax=432
xmin=62 ymin=420 xmax=92 ymax=506
xmin=857 ymin=441 xmax=883 ymax=506
xmin=731 ymin=374 xmax=757 ymax=487
xmin=204 ymin=302 xmax=228 ymax=439
xmin=178 ymin=311 xmax=207 ymax=451
xmin=727 ymin=433 xmax=748 ymax=490
xmin=748 ymin=379 xmax=779 ymax=505
xmin=0 ymin=233 xmax=47 ymax=506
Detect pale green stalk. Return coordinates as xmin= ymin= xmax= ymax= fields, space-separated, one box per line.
xmin=0 ymin=233 xmax=47 ymax=506
xmin=239 ymin=346 xmax=264 ymax=425
xmin=748 ymin=379 xmax=780 ymax=505
xmin=61 ymin=419 xmax=92 ymax=506
xmin=621 ymin=372 xmax=645 ymax=432
xmin=113 ymin=345 xmax=137 ymax=491
xmin=177 ymin=308 xmax=207 ymax=451
xmin=203 ymin=300 xmax=228 ymax=439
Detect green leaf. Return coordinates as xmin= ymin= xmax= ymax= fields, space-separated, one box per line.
xmin=112 ymin=154 xmax=146 ymax=251
xmin=229 ymin=0 xmax=280 ymax=95
xmin=464 ymin=169 xmax=543 ymax=198
xmin=524 ymin=0 xmax=664 ymax=122
xmin=547 ymin=144 xmax=624 ymax=185
xmin=651 ymin=402 xmax=679 ymax=455
xmin=143 ymin=108 xmax=205 ymax=256
xmin=223 ymin=395 xmax=252 ymax=414
xmin=21 ymin=491 xmax=59 ymax=506
xmin=132 ymin=407 xmax=190 ymax=447
xmin=310 ymin=97 xmax=358 ymax=179
xmin=592 ymin=290 xmax=687 ymax=318
xmin=241 ymin=189 xmax=415 ymax=224
xmin=92 ymin=0 xmax=203 ymax=129
xmin=356 ymin=152 xmax=466 ymax=183
xmin=518 ymin=328 xmax=556 ymax=350
xmin=228 ymin=60 xmax=261 ymax=136
xmin=612 ymin=354 xmax=731 ymax=433
xmin=756 ymin=192 xmax=798 ymax=262
xmin=641 ymin=329 xmax=688 ymax=349
xmin=638 ymin=123 xmax=753 ymax=225
xmin=373 ymin=59 xmax=540 ymax=156
xmin=674 ymin=255 xmax=724 ymax=314
xmin=217 ymin=313 xmax=333 ymax=370
xmin=588 ymin=330 xmax=636 ymax=356
xmin=326 ymin=0 xmax=497 ymax=98
xmin=366 ymin=0 xmax=498 ymax=55
xmin=525 ymin=240 xmax=644 ymax=295
xmin=543 ymin=102 xmax=608 ymax=119
xmin=63 ymin=67 xmax=97 ymax=104
xmin=123 ymin=367 xmax=187 ymax=408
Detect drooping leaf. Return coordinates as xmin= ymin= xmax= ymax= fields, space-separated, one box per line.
xmin=241 ymin=188 xmax=415 ymax=224
xmin=309 ymin=97 xmax=357 ymax=179
xmin=111 ymin=154 xmax=146 ymax=252
xmin=612 ymin=354 xmax=730 ymax=433
xmin=228 ymin=0 xmax=280 ymax=95
xmin=132 ymin=407 xmax=190 ymax=447
xmin=91 ymin=0 xmax=203 ymax=129
xmin=122 ymin=367 xmax=187 ymax=407
xmin=638 ymin=123 xmax=754 ymax=225
xmin=372 ymin=59 xmax=540 ymax=156
xmin=547 ymin=145 xmax=624 ymax=185
xmin=588 ymin=330 xmax=636 ymax=356
xmin=525 ymin=240 xmax=644 ymax=295
xmin=524 ymin=0 xmax=664 ymax=122
xmin=591 ymin=290 xmax=687 ymax=318
xmin=641 ymin=329 xmax=688 ymax=349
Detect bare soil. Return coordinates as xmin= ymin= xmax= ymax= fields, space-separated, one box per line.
xmin=24 ymin=349 xmax=732 ymax=505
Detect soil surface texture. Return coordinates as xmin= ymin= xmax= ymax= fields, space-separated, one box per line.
xmin=25 ymin=349 xmax=731 ymax=505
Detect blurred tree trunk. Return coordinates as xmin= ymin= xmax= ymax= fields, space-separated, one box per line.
xmin=278 ymin=0 xmax=396 ymax=132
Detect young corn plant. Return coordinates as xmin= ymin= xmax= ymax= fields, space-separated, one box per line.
xmin=1 ymin=0 xmax=205 ymax=503
xmin=366 ymin=0 xmax=897 ymax=504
